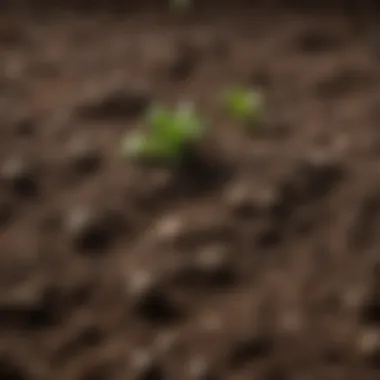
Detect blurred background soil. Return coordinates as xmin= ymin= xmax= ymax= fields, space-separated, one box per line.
xmin=1 ymin=1 xmax=380 ymax=379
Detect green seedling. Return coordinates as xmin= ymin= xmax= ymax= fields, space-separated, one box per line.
xmin=122 ymin=102 xmax=206 ymax=165
xmin=122 ymin=132 xmax=170 ymax=162
xmin=223 ymin=86 xmax=264 ymax=127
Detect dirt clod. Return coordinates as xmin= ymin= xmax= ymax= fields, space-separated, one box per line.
xmin=0 ymin=157 xmax=40 ymax=198
xmin=128 ymin=271 xmax=184 ymax=325
xmin=65 ymin=206 xmax=123 ymax=253
xmin=187 ymin=357 xmax=216 ymax=380
xmin=358 ymin=329 xmax=380 ymax=367
xmin=131 ymin=351 xmax=165 ymax=380
xmin=169 ymin=244 xmax=237 ymax=289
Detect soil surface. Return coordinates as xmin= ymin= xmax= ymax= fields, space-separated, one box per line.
xmin=2 ymin=2 xmax=380 ymax=380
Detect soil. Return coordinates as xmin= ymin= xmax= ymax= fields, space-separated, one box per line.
xmin=2 ymin=1 xmax=380 ymax=379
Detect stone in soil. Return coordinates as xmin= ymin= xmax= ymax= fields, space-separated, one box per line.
xmin=65 ymin=206 xmax=125 ymax=253
xmin=0 ymin=156 xmax=40 ymax=198
xmin=64 ymin=137 xmax=102 ymax=177
xmin=168 ymin=244 xmax=237 ymax=290
xmin=128 ymin=271 xmax=185 ymax=325
xmin=358 ymin=328 xmax=380 ymax=368
xmin=130 ymin=349 xmax=165 ymax=380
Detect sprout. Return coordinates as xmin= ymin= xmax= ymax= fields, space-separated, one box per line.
xmin=121 ymin=132 xmax=170 ymax=161
xmin=122 ymin=102 xmax=206 ymax=165
xmin=147 ymin=103 xmax=204 ymax=144
xmin=223 ymin=86 xmax=264 ymax=127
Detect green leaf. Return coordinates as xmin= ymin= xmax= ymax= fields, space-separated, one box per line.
xmin=146 ymin=105 xmax=175 ymax=133
xmin=147 ymin=103 xmax=204 ymax=147
xmin=224 ymin=87 xmax=263 ymax=124
xmin=175 ymin=103 xmax=205 ymax=140
xmin=122 ymin=102 xmax=206 ymax=165
xmin=121 ymin=132 xmax=167 ymax=159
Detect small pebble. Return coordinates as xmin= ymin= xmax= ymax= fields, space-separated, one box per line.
xmin=193 ymin=245 xmax=236 ymax=287
xmin=128 ymin=270 xmax=184 ymax=325
xmin=131 ymin=349 xmax=152 ymax=371
xmin=154 ymin=215 xmax=184 ymax=243
xmin=300 ymin=148 xmax=343 ymax=180
xmin=342 ymin=287 xmax=366 ymax=311
xmin=196 ymin=245 xmax=228 ymax=270
xmin=65 ymin=206 xmax=122 ymax=253
xmin=224 ymin=182 xmax=254 ymax=217
xmin=0 ymin=278 xmax=45 ymax=314
xmin=65 ymin=138 xmax=101 ymax=176
xmin=199 ymin=312 xmax=224 ymax=332
xmin=130 ymin=350 xmax=164 ymax=380
xmin=0 ymin=157 xmax=40 ymax=197
xmin=357 ymin=329 xmax=380 ymax=367
xmin=187 ymin=357 xmax=216 ymax=380
xmin=224 ymin=182 xmax=279 ymax=218
xmin=277 ymin=310 xmax=304 ymax=335
xmin=153 ymin=330 xmax=180 ymax=355
xmin=174 ymin=218 xmax=234 ymax=249
xmin=23 ymin=286 xmax=63 ymax=329
xmin=128 ymin=270 xmax=153 ymax=296
xmin=167 ymin=244 xmax=236 ymax=290
xmin=188 ymin=357 xmax=207 ymax=377
xmin=284 ymin=149 xmax=344 ymax=202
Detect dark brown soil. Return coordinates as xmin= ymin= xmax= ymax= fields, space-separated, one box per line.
xmin=2 ymin=2 xmax=380 ymax=379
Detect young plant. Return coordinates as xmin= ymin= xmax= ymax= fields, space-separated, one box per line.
xmin=122 ymin=102 xmax=206 ymax=166
xmin=223 ymin=86 xmax=264 ymax=128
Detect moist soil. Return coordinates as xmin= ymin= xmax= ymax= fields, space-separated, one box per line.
xmin=2 ymin=2 xmax=380 ymax=380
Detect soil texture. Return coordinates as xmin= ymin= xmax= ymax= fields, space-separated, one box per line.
xmin=2 ymin=2 xmax=380 ymax=379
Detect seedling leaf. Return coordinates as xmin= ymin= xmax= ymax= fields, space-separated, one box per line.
xmin=123 ymin=103 xmax=206 ymax=165
xmin=122 ymin=132 xmax=174 ymax=161
xmin=223 ymin=87 xmax=264 ymax=126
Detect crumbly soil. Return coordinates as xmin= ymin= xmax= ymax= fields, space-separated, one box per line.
xmin=2 ymin=2 xmax=380 ymax=380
